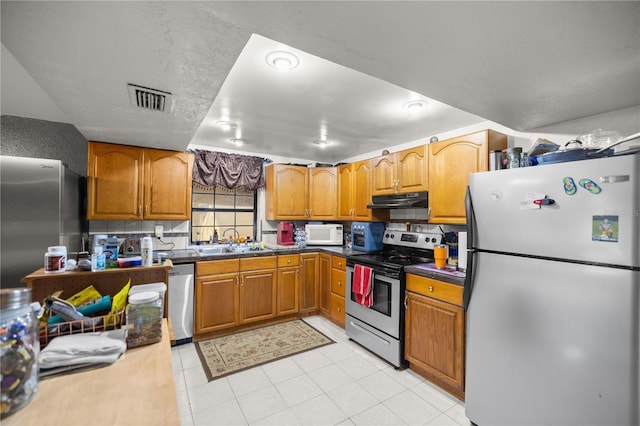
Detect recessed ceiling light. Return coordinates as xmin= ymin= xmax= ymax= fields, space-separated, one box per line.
xmin=265 ymin=51 xmax=300 ymax=71
xmin=402 ymin=100 xmax=428 ymax=111
xmin=313 ymin=140 xmax=331 ymax=148
xmin=216 ymin=121 xmax=236 ymax=131
xmin=229 ymin=138 xmax=246 ymax=146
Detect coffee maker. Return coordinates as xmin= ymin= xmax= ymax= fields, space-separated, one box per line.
xmin=277 ymin=222 xmax=295 ymax=246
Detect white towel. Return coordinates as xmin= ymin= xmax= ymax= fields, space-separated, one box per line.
xmin=39 ymin=329 xmax=127 ymax=369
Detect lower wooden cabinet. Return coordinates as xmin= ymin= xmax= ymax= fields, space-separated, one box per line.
xmin=299 ymin=252 xmax=319 ymax=313
xmin=277 ymin=254 xmax=300 ymax=316
xmin=195 ymin=257 xmax=277 ymax=335
xmin=329 ymin=255 xmax=346 ymax=328
xmin=239 ymin=268 xmax=277 ymax=323
xmin=319 ymin=253 xmax=331 ymax=316
xmin=404 ymin=274 xmax=465 ymax=400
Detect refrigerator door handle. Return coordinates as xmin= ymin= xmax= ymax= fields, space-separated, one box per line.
xmin=463 ymin=186 xmax=476 ymax=309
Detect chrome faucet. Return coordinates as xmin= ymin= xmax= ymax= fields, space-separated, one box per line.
xmin=222 ymin=228 xmax=240 ymax=245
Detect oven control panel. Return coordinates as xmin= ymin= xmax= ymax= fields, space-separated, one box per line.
xmin=382 ymin=231 xmax=442 ymax=250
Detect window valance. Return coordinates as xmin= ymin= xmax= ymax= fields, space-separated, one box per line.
xmin=191 ymin=150 xmax=269 ymax=191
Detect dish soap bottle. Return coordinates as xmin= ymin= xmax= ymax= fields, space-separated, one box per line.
xmin=212 ymin=229 xmax=219 ymax=244
xmin=141 ymin=236 xmax=153 ymax=267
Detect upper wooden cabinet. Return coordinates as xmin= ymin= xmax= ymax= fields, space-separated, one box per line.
xmin=87 ymin=141 xmax=193 ymax=220
xmin=265 ymin=164 xmax=337 ymax=220
xmin=372 ymin=145 xmax=428 ymax=195
xmin=338 ymin=159 xmax=389 ymax=222
xmin=308 ymin=167 xmax=338 ymax=220
xmin=428 ymin=130 xmax=507 ymax=224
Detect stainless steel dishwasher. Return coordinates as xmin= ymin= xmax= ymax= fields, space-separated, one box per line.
xmin=168 ymin=263 xmax=194 ymax=345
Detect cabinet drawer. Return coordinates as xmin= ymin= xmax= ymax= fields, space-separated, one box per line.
xmin=331 ymin=256 xmax=346 ymax=271
xmin=406 ymin=273 xmax=463 ymax=306
xmin=196 ymin=259 xmax=239 ymax=276
xmin=330 ymin=293 xmax=345 ymax=327
xmin=331 ymin=268 xmax=346 ymax=297
xmin=278 ymin=254 xmax=300 ymax=268
xmin=240 ymin=255 xmax=277 ymax=271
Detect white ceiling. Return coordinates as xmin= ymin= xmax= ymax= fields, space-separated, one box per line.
xmin=1 ymin=1 xmax=638 ymax=163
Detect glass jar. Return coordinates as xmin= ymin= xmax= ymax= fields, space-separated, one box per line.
xmin=126 ymin=291 xmax=162 ymax=349
xmin=0 ymin=288 xmax=39 ymax=418
xmin=506 ymin=147 xmax=523 ymax=169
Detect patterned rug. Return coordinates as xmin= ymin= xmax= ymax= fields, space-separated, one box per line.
xmin=195 ymin=319 xmax=335 ymax=381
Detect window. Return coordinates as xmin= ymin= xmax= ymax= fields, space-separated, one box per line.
xmin=191 ymin=185 xmax=256 ymax=244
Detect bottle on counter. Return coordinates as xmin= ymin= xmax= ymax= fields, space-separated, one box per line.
xmin=212 ymin=229 xmax=219 ymax=244
xmin=0 ymin=288 xmax=39 ymax=418
xmin=141 ymin=236 xmax=153 ymax=267
xmin=91 ymin=246 xmax=106 ymax=272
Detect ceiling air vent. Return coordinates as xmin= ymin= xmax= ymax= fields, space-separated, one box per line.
xmin=127 ymin=83 xmax=172 ymax=113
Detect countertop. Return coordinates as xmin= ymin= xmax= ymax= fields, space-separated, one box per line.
xmin=166 ymin=245 xmax=366 ymax=264
xmin=404 ymin=263 xmax=466 ymax=286
xmin=3 ymin=319 xmax=179 ymax=426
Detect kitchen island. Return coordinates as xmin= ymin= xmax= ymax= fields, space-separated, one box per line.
xmin=3 ymin=319 xmax=179 ymax=426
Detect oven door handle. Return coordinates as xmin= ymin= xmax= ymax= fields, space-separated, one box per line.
xmin=348 ymin=321 xmax=391 ymax=345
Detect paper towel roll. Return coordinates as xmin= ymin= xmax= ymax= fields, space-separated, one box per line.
xmin=458 ymin=231 xmax=468 ymax=271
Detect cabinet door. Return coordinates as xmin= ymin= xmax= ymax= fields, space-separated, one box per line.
xmin=428 ymin=130 xmax=507 ymax=224
xmin=371 ymin=154 xmax=397 ymax=195
xmin=299 ymin=253 xmax=319 ymax=313
xmin=195 ymin=273 xmax=238 ymax=334
xmin=87 ymin=141 xmax=144 ymax=220
xmin=337 ymin=163 xmax=354 ymax=220
xmin=397 ymin=146 xmax=428 ymax=193
xmin=319 ymin=253 xmax=331 ymax=316
xmin=405 ymin=291 xmax=465 ymax=398
xmin=277 ymin=266 xmax=299 ymax=316
xmin=330 ymin=293 xmax=345 ymax=328
xmin=351 ymin=159 xmax=374 ymax=220
xmin=239 ymin=269 xmax=277 ymax=324
xmin=144 ymin=149 xmax=193 ymax=220
xmin=265 ymin=164 xmax=308 ymax=220
xmin=308 ymin=167 xmax=337 ymax=219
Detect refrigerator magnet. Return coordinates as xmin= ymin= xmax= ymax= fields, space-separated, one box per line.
xmin=592 ymin=215 xmax=618 ymax=242
xmin=563 ymin=177 xmax=577 ymax=195
xmin=579 ymin=178 xmax=602 ymax=194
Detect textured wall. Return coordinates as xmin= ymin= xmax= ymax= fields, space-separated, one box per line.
xmin=1 ymin=115 xmax=88 ymax=176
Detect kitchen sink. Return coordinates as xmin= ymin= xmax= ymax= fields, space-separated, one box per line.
xmin=193 ymin=244 xmax=272 ymax=256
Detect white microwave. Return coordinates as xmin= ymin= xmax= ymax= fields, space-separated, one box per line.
xmin=305 ymin=224 xmax=343 ymax=246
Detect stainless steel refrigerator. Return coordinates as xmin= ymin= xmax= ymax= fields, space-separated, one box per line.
xmin=1 ymin=155 xmax=86 ymax=288
xmin=464 ymin=153 xmax=639 ymax=426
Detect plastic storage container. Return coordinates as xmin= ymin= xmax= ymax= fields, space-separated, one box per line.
xmin=126 ymin=291 xmax=162 ymax=348
xmin=44 ymin=246 xmax=66 ymax=273
xmin=128 ymin=283 xmax=167 ymax=316
xmin=0 ymin=288 xmax=39 ymax=418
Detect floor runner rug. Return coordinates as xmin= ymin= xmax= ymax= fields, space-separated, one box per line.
xmin=195 ymin=319 xmax=335 ymax=381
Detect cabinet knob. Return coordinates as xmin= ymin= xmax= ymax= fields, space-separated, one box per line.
xmin=428 ymin=286 xmax=433 ymax=292
xmin=337 ymin=307 xmax=341 ymax=312
xmin=338 ymin=281 xmax=342 ymax=286
xmin=339 ymin=262 xmax=342 ymax=267
xmin=287 ymin=259 xmax=291 ymax=264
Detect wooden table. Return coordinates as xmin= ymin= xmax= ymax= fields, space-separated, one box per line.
xmin=3 ymin=320 xmax=180 ymax=425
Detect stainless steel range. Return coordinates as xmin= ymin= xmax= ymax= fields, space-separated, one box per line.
xmin=345 ymin=229 xmax=442 ymax=367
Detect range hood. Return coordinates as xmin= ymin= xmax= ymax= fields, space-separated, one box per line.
xmin=367 ymin=191 xmax=428 ymax=209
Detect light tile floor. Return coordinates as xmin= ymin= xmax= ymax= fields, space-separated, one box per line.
xmin=171 ymin=316 xmax=472 ymax=426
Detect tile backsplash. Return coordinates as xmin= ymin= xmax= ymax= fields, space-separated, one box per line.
xmin=89 ymin=220 xmax=190 ymax=250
